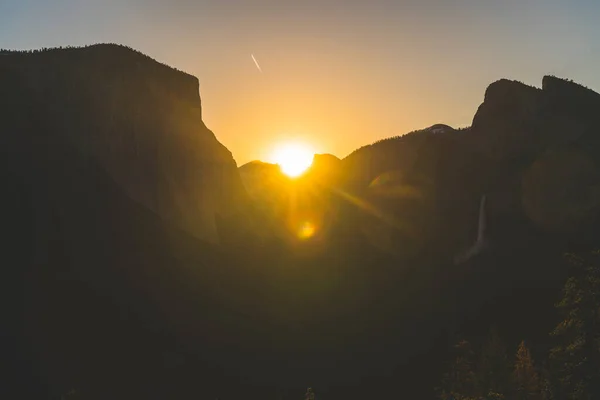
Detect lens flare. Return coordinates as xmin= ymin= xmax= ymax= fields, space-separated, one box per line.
xmin=297 ymin=221 xmax=316 ymax=239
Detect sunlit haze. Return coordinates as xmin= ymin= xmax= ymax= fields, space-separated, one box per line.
xmin=2 ymin=0 xmax=599 ymax=165
xmin=270 ymin=142 xmax=314 ymax=177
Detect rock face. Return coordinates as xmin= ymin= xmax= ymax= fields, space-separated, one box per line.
xmin=470 ymin=79 xmax=544 ymax=159
xmin=0 ymin=44 xmax=260 ymax=399
xmin=466 ymin=76 xmax=600 ymax=235
xmin=542 ymin=75 xmax=600 ymax=117
xmin=0 ymin=44 xmax=245 ymax=243
xmin=470 ymin=76 xmax=600 ymax=159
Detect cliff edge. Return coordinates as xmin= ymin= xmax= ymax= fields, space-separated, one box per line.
xmin=0 ymin=44 xmax=245 ymax=242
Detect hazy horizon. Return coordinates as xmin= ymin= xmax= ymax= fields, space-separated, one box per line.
xmin=2 ymin=0 xmax=600 ymax=165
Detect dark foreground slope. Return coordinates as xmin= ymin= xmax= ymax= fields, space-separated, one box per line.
xmin=5 ymin=42 xmax=600 ymax=399
xmin=0 ymin=45 xmax=267 ymax=399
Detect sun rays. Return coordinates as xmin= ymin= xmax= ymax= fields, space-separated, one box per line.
xmin=270 ymin=142 xmax=314 ymax=177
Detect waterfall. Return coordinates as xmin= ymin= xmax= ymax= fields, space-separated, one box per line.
xmin=454 ymin=194 xmax=488 ymax=264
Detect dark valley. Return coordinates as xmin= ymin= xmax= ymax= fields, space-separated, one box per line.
xmin=3 ymin=44 xmax=600 ymax=399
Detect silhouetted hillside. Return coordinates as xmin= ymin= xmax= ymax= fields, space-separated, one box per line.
xmin=339 ymin=76 xmax=600 ymax=246
xmin=341 ymin=77 xmax=600 ymax=368
xmin=5 ymin=43 xmax=600 ymax=399
xmin=0 ymin=43 xmax=246 ymax=243
xmin=238 ymin=76 xmax=600 ymax=398
xmin=0 ymin=44 xmax=263 ymax=399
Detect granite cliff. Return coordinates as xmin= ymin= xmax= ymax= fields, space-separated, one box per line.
xmin=0 ymin=44 xmax=245 ymax=243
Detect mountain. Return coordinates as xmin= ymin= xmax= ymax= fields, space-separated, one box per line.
xmin=5 ymin=42 xmax=600 ymax=399
xmin=467 ymin=76 xmax=600 ymax=236
xmin=351 ymin=76 xmax=600 ymax=339
xmin=236 ymin=76 xmax=600 ymax=397
xmin=239 ymin=160 xmax=284 ymax=197
xmin=310 ymin=153 xmax=342 ymax=173
xmin=0 ymin=44 xmax=246 ymax=243
xmin=331 ymin=77 xmax=600 ymax=254
xmin=238 ymin=155 xmax=344 ymax=244
xmin=240 ymin=73 xmax=600 ymax=289
xmin=0 ymin=44 xmax=262 ymax=399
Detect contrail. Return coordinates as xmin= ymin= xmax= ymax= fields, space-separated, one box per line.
xmin=251 ymin=54 xmax=262 ymax=73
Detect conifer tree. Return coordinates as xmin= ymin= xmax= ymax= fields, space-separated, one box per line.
xmin=305 ymin=387 xmax=315 ymax=400
xmin=549 ymin=251 xmax=600 ymax=400
xmin=539 ymin=362 xmax=555 ymax=400
xmin=438 ymin=340 xmax=478 ymax=399
xmin=514 ymin=340 xmax=541 ymax=400
xmin=476 ymin=328 xmax=510 ymax=397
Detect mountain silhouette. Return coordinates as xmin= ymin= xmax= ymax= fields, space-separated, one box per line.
xmin=0 ymin=43 xmax=246 ymax=243
xmin=4 ymin=44 xmax=600 ymax=399
xmin=237 ymin=76 xmax=600 ymax=397
xmin=0 ymin=44 xmax=261 ymax=399
xmin=280 ymin=77 xmax=600 ymax=253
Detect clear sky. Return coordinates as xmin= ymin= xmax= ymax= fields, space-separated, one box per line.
xmin=1 ymin=0 xmax=599 ymax=165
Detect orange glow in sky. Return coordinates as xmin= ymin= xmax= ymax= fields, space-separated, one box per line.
xmin=270 ymin=142 xmax=314 ymax=177
xmin=4 ymin=1 xmax=599 ymax=165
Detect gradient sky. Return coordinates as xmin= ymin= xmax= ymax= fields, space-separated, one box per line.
xmin=2 ymin=0 xmax=600 ymax=165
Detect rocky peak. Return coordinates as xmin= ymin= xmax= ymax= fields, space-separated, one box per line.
xmin=542 ymin=75 xmax=600 ymax=118
xmin=470 ymin=79 xmax=544 ymax=159
xmin=542 ymin=75 xmax=598 ymax=97
xmin=0 ymin=44 xmax=245 ymax=243
xmin=311 ymin=153 xmax=341 ymax=169
xmin=473 ymin=79 xmax=542 ymax=130
xmin=469 ymin=76 xmax=600 ymax=161
xmin=426 ymin=124 xmax=455 ymax=134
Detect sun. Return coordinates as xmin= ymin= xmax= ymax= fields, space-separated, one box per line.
xmin=271 ymin=143 xmax=314 ymax=177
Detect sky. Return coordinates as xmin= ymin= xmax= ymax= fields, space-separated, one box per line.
xmin=1 ymin=0 xmax=600 ymax=165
